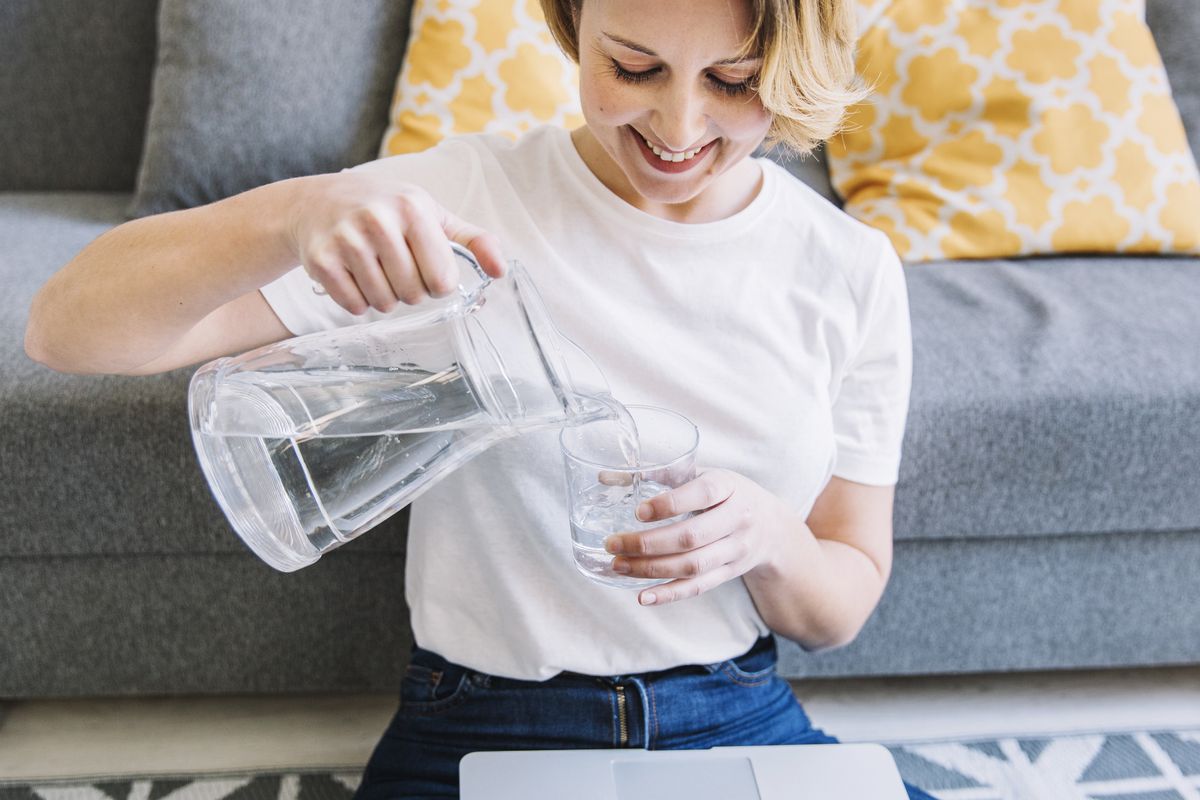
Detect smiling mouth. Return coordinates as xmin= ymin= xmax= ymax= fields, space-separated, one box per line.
xmin=628 ymin=126 xmax=716 ymax=173
xmin=635 ymin=130 xmax=710 ymax=162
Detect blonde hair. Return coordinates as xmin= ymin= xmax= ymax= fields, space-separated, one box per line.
xmin=540 ymin=0 xmax=867 ymax=155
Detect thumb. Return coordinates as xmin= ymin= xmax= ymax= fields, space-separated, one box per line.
xmin=440 ymin=209 xmax=507 ymax=279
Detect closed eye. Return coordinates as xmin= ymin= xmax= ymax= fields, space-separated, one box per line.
xmin=609 ymin=59 xmax=753 ymax=97
xmin=609 ymin=60 xmax=660 ymax=83
xmin=707 ymin=73 xmax=753 ymax=97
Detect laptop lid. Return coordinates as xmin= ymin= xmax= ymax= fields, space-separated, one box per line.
xmin=460 ymin=743 xmax=909 ymax=800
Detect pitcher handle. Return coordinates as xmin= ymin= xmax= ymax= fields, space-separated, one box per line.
xmin=450 ymin=242 xmax=492 ymax=302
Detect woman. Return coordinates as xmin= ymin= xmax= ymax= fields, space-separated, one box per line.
xmin=25 ymin=0 xmax=935 ymax=797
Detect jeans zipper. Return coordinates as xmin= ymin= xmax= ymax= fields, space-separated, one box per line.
xmin=616 ymin=684 xmax=629 ymax=747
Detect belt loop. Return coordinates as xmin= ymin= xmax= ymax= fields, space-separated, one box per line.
xmin=627 ymin=677 xmax=652 ymax=749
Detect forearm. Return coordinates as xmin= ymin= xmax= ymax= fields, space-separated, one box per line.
xmin=25 ymin=175 xmax=314 ymax=374
xmin=742 ymin=519 xmax=890 ymax=651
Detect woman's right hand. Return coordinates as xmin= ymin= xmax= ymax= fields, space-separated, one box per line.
xmin=288 ymin=171 xmax=507 ymax=315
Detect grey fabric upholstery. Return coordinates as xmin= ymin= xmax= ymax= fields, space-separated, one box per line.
xmin=898 ymin=257 xmax=1200 ymax=542
xmin=782 ymin=529 xmax=1200 ymax=677
xmin=3 ymin=199 xmax=411 ymax=696
xmin=127 ymin=0 xmax=414 ymax=218
xmin=763 ymin=144 xmax=838 ymax=206
xmin=1 ymin=552 xmax=411 ymax=696
xmin=1149 ymin=0 xmax=1200 ymax=161
xmin=0 ymin=0 xmax=160 ymax=191
xmin=1 ymin=193 xmax=406 ymax=559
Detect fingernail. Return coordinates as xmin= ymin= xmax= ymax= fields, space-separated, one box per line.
xmin=612 ymin=558 xmax=630 ymax=574
xmin=605 ymin=537 xmax=623 ymax=555
xmin=636 ymin=502 xmax=652 ymax=521
xmin=640 ymin=592 xmax=657 ymax=606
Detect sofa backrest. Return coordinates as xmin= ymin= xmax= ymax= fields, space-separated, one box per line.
xmin=0 ymin=0 xmax=160 ymax=192
xmin=1 ymin=0 xmax=1197 ymax=194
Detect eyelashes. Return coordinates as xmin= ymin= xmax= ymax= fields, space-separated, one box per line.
xmin=607 ymin=58 xmax=753 ymax=98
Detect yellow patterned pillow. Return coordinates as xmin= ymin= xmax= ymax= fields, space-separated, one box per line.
xmin=379 ymin=0 xmax=585 ymax=156
xmin=827 ymin=0 xmax=1200 ymax=262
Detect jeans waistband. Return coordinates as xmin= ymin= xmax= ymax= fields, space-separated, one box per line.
xmin=408 ymin=635 xmax=777 ymax=687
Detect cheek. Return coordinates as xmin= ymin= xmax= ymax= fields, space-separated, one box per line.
xmin=579 ymin=72 xmax=639 ymax=124
xmin=720 ymin=101 xmax=773 ymax=141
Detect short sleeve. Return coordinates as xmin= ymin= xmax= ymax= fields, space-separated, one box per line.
xmin=259 ymin=137 xmax=481 ymax=336
xmin=830 ymin=235 xmax=913 ymax=485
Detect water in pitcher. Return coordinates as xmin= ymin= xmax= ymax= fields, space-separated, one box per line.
xmin=195 ymin=363 xmax=643 ymax=565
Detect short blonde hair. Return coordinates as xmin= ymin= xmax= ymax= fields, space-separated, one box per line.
xmin=540 ymin=0 xmax=867 ymax=155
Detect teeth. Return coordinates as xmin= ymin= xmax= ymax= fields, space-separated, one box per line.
xmin=641 ymin=133 xmax=703 ymax=162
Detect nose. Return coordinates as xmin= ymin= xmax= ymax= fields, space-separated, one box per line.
xmin=649 ymin=80 xmax=709 ymax=152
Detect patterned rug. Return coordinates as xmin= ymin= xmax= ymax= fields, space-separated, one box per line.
xmin=2 ymin=729 xmax=1199 ymax=800
xmin=887 ymin=729 xmax=1200 ymax=800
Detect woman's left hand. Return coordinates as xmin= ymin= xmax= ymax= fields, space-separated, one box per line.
xmin=604 ymin=468 xmax=800 ymax=606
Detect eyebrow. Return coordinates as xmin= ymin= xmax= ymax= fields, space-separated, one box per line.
xmin=601 ymin=32 xmax=761 ymax=66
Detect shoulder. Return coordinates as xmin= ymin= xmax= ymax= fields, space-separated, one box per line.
xmin=342 ymin=129 xmax=559 ymax=214
xmin=464 ymin=125 xmax=566 ymax=177
xmin=414 ymin=125 xmax=562 ymax=168
xmin=761 ymin=158 xmax=903 ymax=307
xmin=360 ymin=127 xmax=563 ymax=199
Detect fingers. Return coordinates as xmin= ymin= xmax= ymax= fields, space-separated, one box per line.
xmin=598 ymin=470 xmax=634 ymax=486
xmin=611 ymin=529 xmax=748 ymax=580
xmin=636 ymin=563 xmax=742 ymax=607
xmin=403 ymin=204 xmax=460 ymax=299
xmin=333 ymin=226 xmax=403 ymax=311
xmin=297 ymin=179 xmax=505 ymax=315
xmin=598 ymin=466 xmax=675 ymax=486
xmin=304 ymin=247 xmax=370 ymax=314
xmin=358 ymin=207 xmax=427 ymax=303
xmin=605 ymin=500 xmax=743 ymax=558
xmin=440 ymin=207 xmax=507 ymax=279
xmin=636 ymin=469 xmax=734 ymax=522
xmin=607 ymin=514 xmax=753 ymax=607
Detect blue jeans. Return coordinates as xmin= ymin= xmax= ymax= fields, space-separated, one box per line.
xmin=354 ymin=636 xmax=937 ymax=799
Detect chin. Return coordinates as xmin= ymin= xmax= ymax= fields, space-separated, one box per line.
xmin=633 ymin=179 xmax=707 ymax=206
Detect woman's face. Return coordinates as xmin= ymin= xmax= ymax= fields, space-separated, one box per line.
xmin=573 ymin=0 xmax=773 ymax=218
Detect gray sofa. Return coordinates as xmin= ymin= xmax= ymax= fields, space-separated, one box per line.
xmin=4 ymin=0 xmax=1199 ymax=698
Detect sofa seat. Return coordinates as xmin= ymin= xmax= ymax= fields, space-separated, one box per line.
xmin=898 ymin=256 xmax=1200 ymax=543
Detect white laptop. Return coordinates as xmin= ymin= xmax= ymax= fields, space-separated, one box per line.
xmin=460 ymin=743 xmax=909 ymax=799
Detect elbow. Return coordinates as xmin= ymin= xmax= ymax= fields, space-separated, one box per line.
xmin=780 ymin=614 xmax=870 ymax=654
xmin=24 ymin=335 xmax=85 ymax=374
xmin=798 ymin=626 xmax=864 ymax=655
xmin=24 ymin=297 xmax=92 ymax=375
xmin=23 ymin=302 xmax=57 ymax=370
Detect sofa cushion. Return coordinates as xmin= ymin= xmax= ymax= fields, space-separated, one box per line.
xmin=828 ymin=0 xmax=1200 ymax=262
xmin=0 ymin=0 xmax=160 ymax=191
xmin=2 ymin=193 xmax=408 ymax=559
xmin=127 ymin=0 xmax=414 ymax=218
xmin=379 ymin=0 xmax=584 ymax=157
xmin=897 ymin=256 xmax=1200 ymax=542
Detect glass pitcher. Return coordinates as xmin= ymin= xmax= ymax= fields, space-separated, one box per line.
xmin=188 ymin=244 xmax=612 ymax=572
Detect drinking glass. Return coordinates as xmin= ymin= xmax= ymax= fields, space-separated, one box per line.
xmin=559 ymin=405 xmax=699 ymax=589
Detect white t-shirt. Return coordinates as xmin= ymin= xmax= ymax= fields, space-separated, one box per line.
xmin=260 ymin=125 xmax=911 ymax=681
